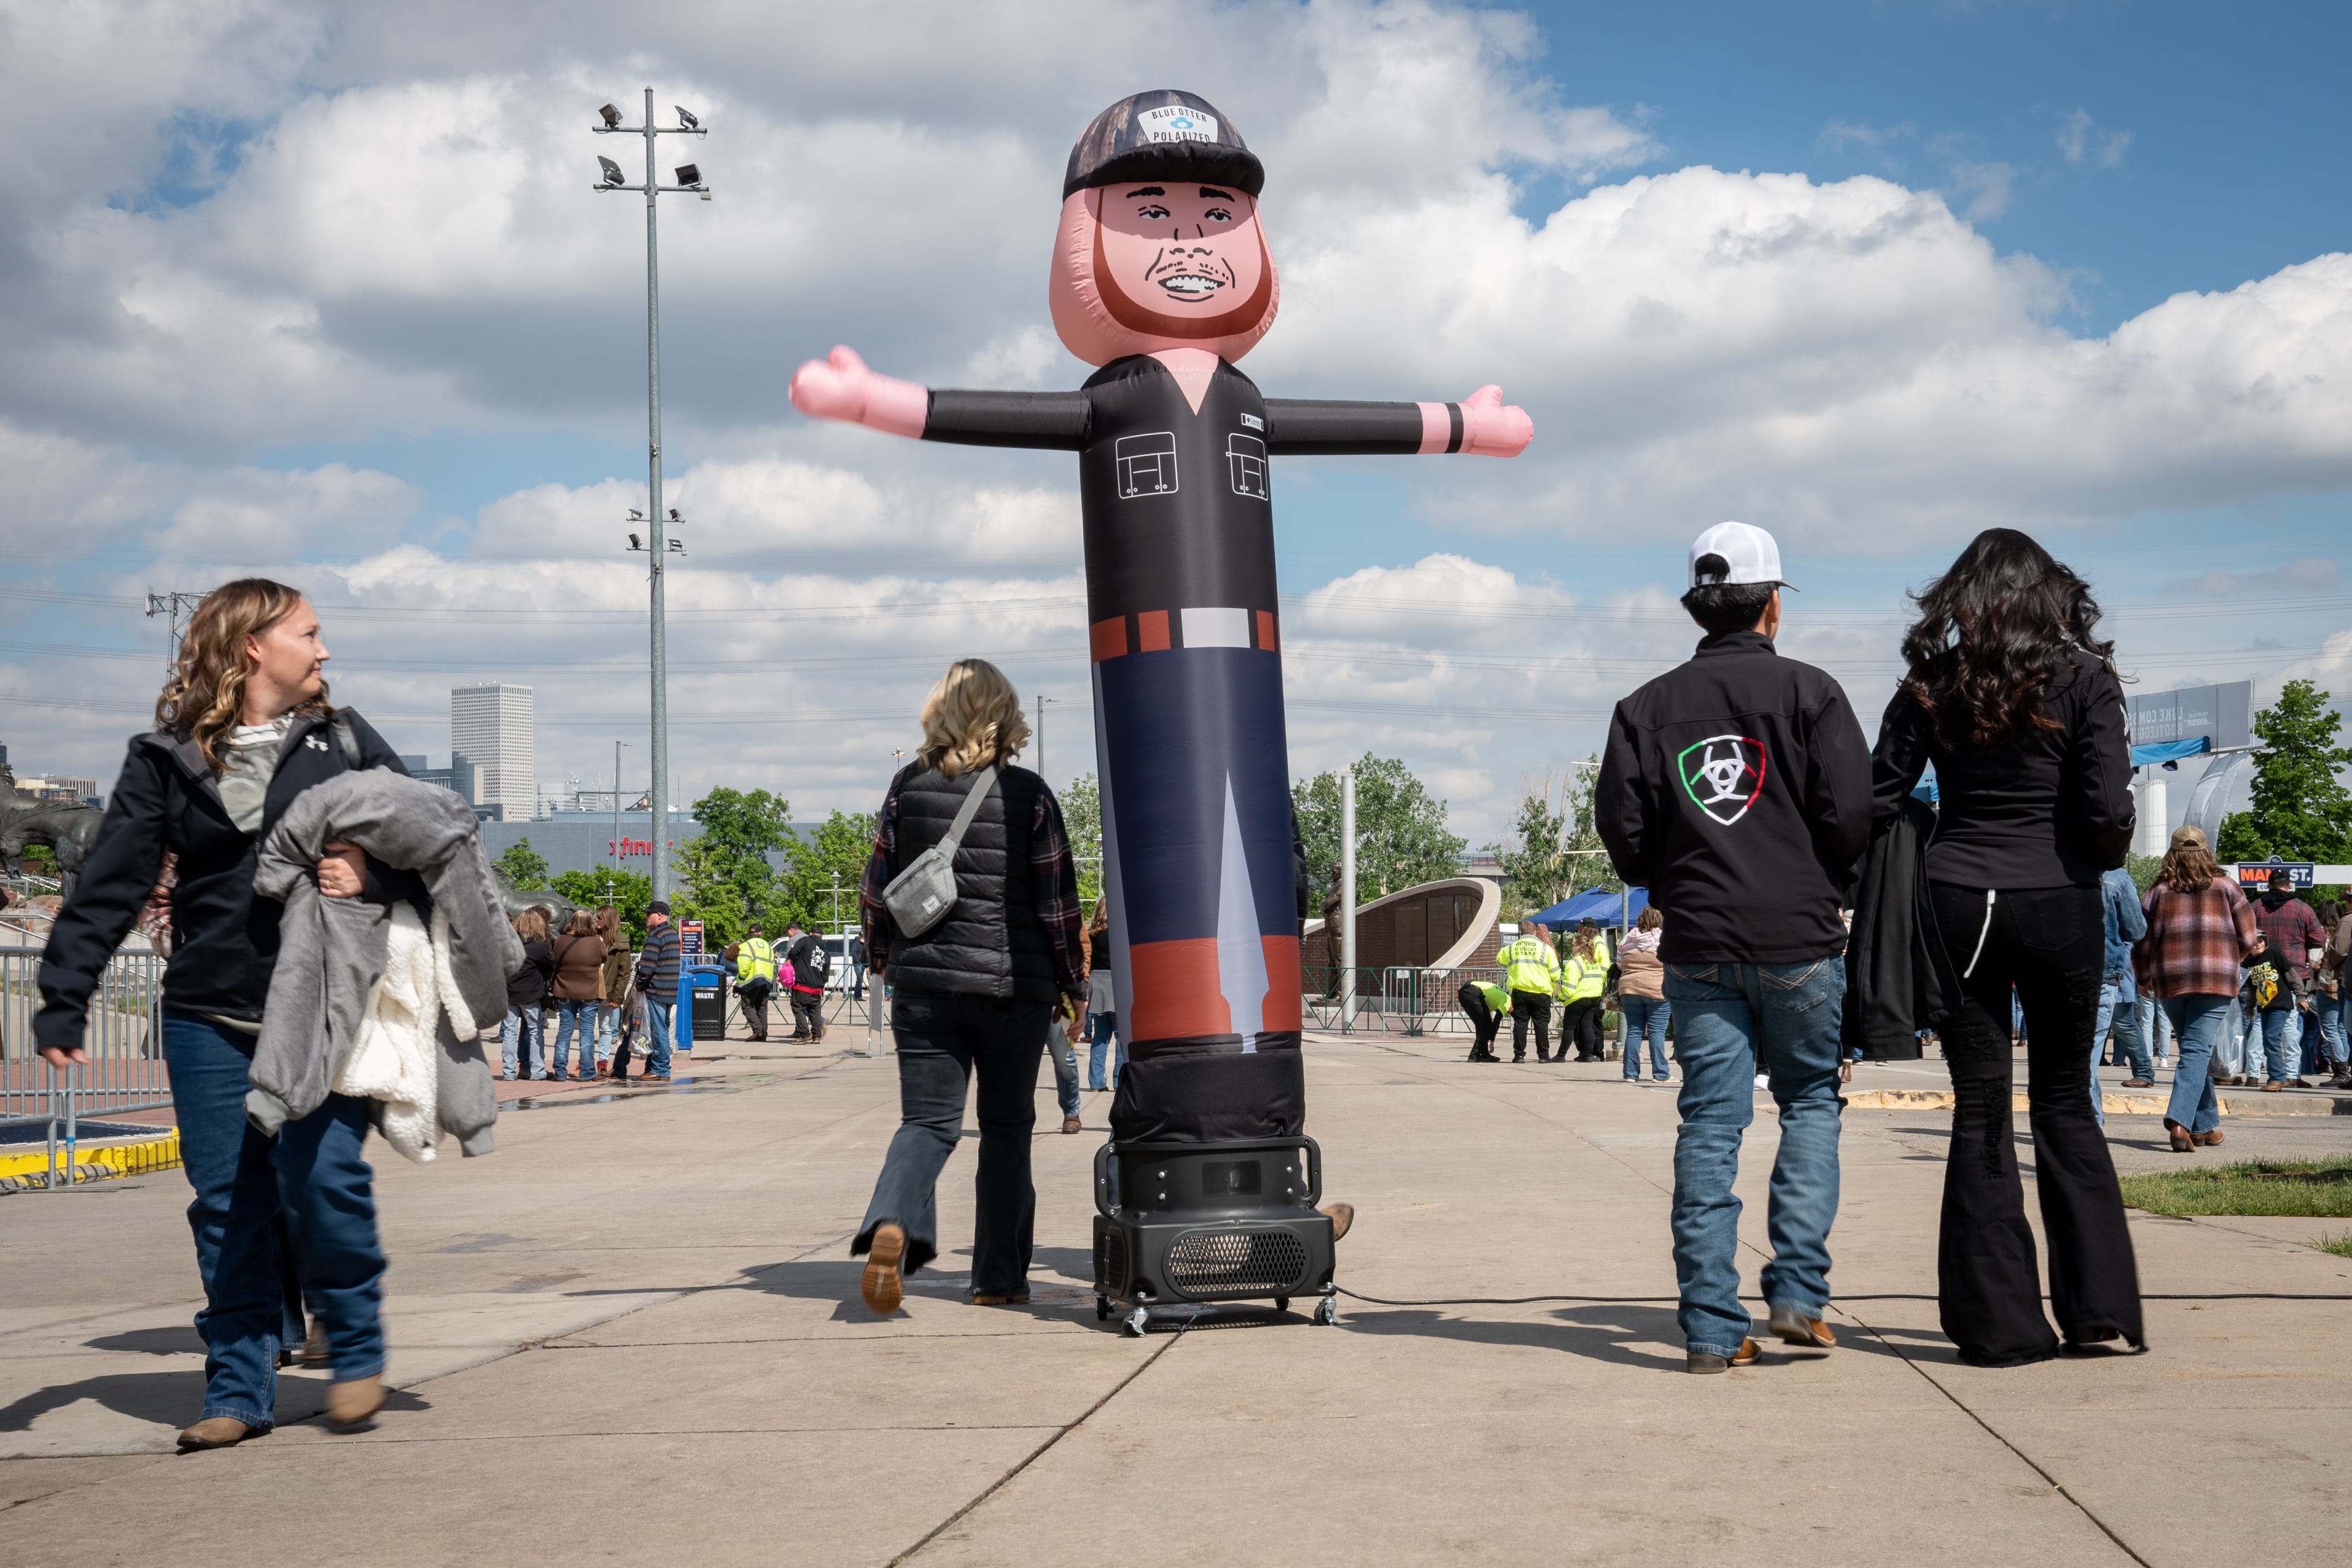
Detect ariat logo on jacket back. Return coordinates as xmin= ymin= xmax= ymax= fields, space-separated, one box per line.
xmin=1677 ymin=734 xmax=1767 ymax=826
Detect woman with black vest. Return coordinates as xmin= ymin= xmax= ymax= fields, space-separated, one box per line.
xmin=851 ymin=661 xmax=1087 ymax=1314
xmin=1870 ymin=529 xmax=2142 ymax=1367
xmin=35 ymin=580 xmax=413 ymax=1448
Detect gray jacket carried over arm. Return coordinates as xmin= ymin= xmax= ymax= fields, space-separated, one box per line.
xmin=248 ymin=770 xmax=521 ymax=1154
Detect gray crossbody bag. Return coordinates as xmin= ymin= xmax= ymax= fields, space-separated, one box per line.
xmin=882 ymin=766 xmax=998 ymax=939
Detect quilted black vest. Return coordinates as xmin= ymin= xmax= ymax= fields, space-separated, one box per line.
xmin=887 ymin=761 xmax=1056 ymax=1002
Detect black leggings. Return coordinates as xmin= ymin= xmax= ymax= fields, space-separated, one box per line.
xmin=1930 ymin=881 xmax=2142 ymax=1365
xmin=1560 ymin=996 xmax=1605 ymax=1059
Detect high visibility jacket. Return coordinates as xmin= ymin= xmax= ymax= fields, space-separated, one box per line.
xmin=736 ymin=936 xmax=777 ymax=985
xmin=1561 ymin=950 xmax=1607 ymax=1001
xmin=1473 ymin=981 xmax=1509 ymax=1014
xmin=1500 ymin=936 xmax=1561 ymax=996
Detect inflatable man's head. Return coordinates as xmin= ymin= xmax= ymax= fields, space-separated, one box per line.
xmin=1051 ymin=90 xmax=1280 ymax=367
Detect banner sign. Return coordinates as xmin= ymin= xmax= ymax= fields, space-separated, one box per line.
xmin=2234 ymin=861 xmax=2315 ymax=891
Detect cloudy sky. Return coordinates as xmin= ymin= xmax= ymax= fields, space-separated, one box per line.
xmin=5 ymin=0 xmax=2349 ymax=844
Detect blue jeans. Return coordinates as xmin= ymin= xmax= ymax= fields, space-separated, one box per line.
xmin=642 ymin=996 xmax=674 ymax=1077
xmin=854 ymin=988 xmax=1053 ymax=1295
xmin=1046 ymin=1018 xmax=1081 ymax=1118
xmin=2259 ymin=1006 xmax=2302 ymax=1083
xmin=596 ymin=1001 xmax=627 ymax=1062
xmin=1086 ymin=1011 xmax=1124 ymax=1090
xmin=499 ymin=1005 xmax=544 ymax=1079
xmin=551 ymin=999 xmax=598 ymax=1079
xmin=1661 ymin=958 xmax=1844 ymax=1358
xmin=2134 ymin=992 xmax=2171 ymax=1066
xmin=162 ymin=1009 xmax=387 ymax=1426
xmin=2088 ymin=972 xmax=2151 ymax=1123
xmin=2160 ymin=994 xmax=2229 ymax=1135
xmin=1620 ymin=995 xmax=1671 ymax=1079
xmin=2317 ymin=991 xmax=2348 ymax=1069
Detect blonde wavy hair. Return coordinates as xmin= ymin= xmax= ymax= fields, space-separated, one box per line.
xmin=154 ymin=580 xmax=327 ymax=769
xmin=916 ymin=659 xmax=1030 ymax=778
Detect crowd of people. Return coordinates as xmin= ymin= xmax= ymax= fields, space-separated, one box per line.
xmin=24 ymin=520 xmax=2352 ymax=1454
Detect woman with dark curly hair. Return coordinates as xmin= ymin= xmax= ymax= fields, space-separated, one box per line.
xmin=1871 ymin=528 xmax=2142 ymax=1367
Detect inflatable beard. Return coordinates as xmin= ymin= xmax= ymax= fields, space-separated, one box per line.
xmin=792 ymin=90 xmax=1531 ymax=1143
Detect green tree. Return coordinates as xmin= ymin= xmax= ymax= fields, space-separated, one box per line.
xmin=1293 ymin=753 xmax=1468 ymax=905
xmin=677 ymin=787 xmax=794 ymax=945
xmin=1060 ymin=773 xmax=1104 ymax=908
xmin=2216 ymin=679 xmax=2352 ymax=864
xmin=780 ymin=809 xmax=875 ymax=933
xmin=493 ymin=838 xmax=549 ymax=890
xmin=2125 ymin=853 xmax=2163 ymax=896
xmin=1484 ymin=761 xmax=1620 ymax=915
xmin=551 ymin=866 xmax=653 ymax=946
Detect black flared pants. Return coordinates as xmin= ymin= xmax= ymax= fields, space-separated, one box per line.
xmin=1929 ymin=881 xmax=2144 ymax=1366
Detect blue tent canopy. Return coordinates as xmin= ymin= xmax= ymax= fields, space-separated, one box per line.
xmin=2131 ymin=736 xmax=2210 ymax=768
xmin=1526 ymin=887 xmax=1649 ymax=929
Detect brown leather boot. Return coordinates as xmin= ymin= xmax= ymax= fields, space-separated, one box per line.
xmin=325 ymin=1375 xmax=385 ymax=1427
xmin=1060 ymin=1115 xmax=1082 ymax=1134
xmin=1769 ymin=1305 xmax=1835 ymax=1350
xmin=2165 ymin=1119 xmax=2195 ymax=1153
xmin=176 ymin=1416 xmax=265 ymax=1452
xmin=1320 ymin=1202 xmax=1354 ymax=1242
xmin=862 ymin=1223 xmax=905 ymax=1315
xmin=1688 ymin=1338 xmax=1761 ymax=1373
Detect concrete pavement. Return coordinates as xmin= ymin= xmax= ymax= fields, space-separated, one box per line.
xmin=3 ymin=1032 xmax=2347 ymax=1565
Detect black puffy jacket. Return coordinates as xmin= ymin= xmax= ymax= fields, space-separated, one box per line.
xmin=884 ymin=761 xmax=1058 ymax=1003
xmin=35 ymin=710 xmax=412 ymax=1053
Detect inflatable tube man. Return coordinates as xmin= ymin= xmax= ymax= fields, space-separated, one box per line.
xmin=792 ymin=90 xmax=1531 ymax=1145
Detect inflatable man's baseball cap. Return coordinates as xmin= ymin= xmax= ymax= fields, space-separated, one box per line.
xmin=1063 ymin=90 xmax=1264 ymax=199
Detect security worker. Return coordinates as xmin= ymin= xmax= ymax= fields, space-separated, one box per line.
xmin=1499 ymin=919 xmax=1563 ymax=1062
xmin=1458 ymin=977 xmax=1509 ymax=1062
xmin=734 ymin=923 xmax=777 ymax=1042
xmin=1559 ymin=919 xmax=1610 ymax=1060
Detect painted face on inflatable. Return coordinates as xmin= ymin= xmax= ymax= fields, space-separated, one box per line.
xmin=1050 ymin=183 xmax=1281 ymax=366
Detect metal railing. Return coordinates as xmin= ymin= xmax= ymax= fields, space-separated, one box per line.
xmin=1 ymin=948 xmax=172 ymax=1190
xmin=1301 ymin=964 xmax=1512 ymax=1036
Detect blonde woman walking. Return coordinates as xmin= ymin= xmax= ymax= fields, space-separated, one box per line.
xmin=851 ymin=661 xmax=1088 ymax=1313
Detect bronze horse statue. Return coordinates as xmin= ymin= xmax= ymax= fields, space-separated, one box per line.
xmin=0 ymin=796 xmax=105 ymax=898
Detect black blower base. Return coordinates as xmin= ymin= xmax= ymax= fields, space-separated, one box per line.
xmin=1091 ymin=1135 xmax=1338 ymax=1335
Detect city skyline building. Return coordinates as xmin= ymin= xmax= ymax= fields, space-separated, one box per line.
xmin=449 ymin=683 xmax=535 ymax=822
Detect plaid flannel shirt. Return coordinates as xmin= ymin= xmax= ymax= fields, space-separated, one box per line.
xmin=2249 ymin=893 xmax=2328 ymax=990
xmin=859 ymin=762 xmax=1085 ymax=1001
xmin=2134 ymin=875 xmax=2259 ymax=1000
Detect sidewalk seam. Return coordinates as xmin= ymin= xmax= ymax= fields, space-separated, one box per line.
xmin=1836 ymin=1307 xmax=2152 ymax=1567
xmin=890 ymin=1328 xmax=1184 ymax=1565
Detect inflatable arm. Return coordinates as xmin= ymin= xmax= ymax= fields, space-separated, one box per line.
xmin=1266 ymin=385 xmax=1531 ymax=458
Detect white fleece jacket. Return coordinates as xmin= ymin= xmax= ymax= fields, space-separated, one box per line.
xmin=332 ymin=900 xmax=478 ymax=1163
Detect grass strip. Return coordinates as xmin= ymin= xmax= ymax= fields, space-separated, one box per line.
xmin=2311 ymin=1230 xmax=2352 ymax=1258
xmin=2118 ymin=1157 xmax=2352 ymax=1219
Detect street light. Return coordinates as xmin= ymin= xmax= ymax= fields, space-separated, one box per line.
xmin=591 ymin=86 xmax=710 ymax=905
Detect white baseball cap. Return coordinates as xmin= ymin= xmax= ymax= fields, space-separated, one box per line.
xmin=1687 ymin=521 xmax=1794 ymax=590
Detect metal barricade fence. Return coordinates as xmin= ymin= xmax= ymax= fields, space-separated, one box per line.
xmin=1300 ymin=965 xmax=1508 ymax=1036
xmin=1 ymin=947 xmax=171 ymax=1189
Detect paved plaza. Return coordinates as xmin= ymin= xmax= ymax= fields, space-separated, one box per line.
xmin=4 ymin=1032 xmax=2348 ymax=1565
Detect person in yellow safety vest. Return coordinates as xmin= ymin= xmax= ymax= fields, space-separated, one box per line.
xmin=1558 ymin=919 xmax=1611 ymax=1060
xmin=1457 ymin=977 xmax=1511 ymax=1063
xmin=734 ymin=924 xmax=778 ymax=1042
xmin=1499 ymin=920 xmax=1563 ymax=1062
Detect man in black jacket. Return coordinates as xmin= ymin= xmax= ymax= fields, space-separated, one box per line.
xmin=1595 ymin=521 xmax=1871 ymax=1373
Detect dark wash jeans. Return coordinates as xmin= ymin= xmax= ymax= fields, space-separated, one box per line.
xmin=1929 ymin=883 xmax=2143 ymax=1366
xmin=853 ymin=988 xmax=1053 ymax=1296
xmin=162 ymin=1009 xmax=387 ymax=1426
xmin=1661 ymin=957 xmax=1845 ymax=1358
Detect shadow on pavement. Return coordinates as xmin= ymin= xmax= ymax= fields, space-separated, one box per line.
xmin=1341 ymin=1302 xmax=1922 ymax=1373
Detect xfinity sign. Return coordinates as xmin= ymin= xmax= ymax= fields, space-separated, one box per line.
xmin=2127 ymin=681 xmax=2252 ymax=751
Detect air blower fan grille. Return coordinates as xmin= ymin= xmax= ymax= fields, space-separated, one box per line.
xmin=1166 ymin=1228 xmax=1309 ymax=1299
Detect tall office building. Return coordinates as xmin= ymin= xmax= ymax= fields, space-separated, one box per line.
xmin=449 ymin=683 xmax=535 ymax=821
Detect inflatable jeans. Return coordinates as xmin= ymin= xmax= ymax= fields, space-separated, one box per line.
xmin=792 ymin=90 xmax=1531 ymax=1145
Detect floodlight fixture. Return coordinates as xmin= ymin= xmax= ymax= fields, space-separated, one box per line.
xmin=667 ymin=507 xmax=681 ymax=522
xmin=676 ymin=106 xmax=700 ymax=131
xmin=597 ymin=155 xmax=626 ymax=187
xmin=627 ymin=532 xmax=643 ymax=551
xmin=627 ymin=508 xmax=645 ymax=521
xmin=672 ymin=163 xmax=700 ymax=187
xmin=598 ymin=103 xmax=622 ymax=129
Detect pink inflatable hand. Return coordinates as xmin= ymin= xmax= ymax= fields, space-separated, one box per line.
xmin=789 ymin=346 xmax=928 ymax=438
xmin=1458 ymin=385 xmax=1533 ymax=457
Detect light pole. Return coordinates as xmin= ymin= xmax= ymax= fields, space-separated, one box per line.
xmin=1339 ymin=766 xmax=1358 ymax=1034
xmin=609 ymin=739 xmax=636 ymax=905
xmin=594 ymin=88 xmax=708 ymax=904
xmin=1035 ymin=694 xmax=1056 ymax=781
